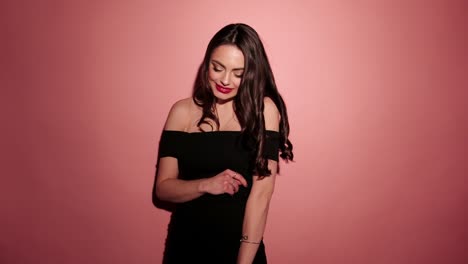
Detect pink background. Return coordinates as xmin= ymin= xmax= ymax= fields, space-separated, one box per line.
xmin=2 ymin=0 xmax=467 ymax=263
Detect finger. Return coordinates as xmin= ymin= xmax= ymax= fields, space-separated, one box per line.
xmin=232 ymin=180 xmax=239 ymax=193
xmin=227 ymin=179 xmax=239 ymax=193
xmin=223 ymin=181 xmax=234 ymax=195
xmin=229 ymin=172 xmax=240 ymax=182
xmin=233 ymin=173 xmax=248 ymax=187
xmin=225 ymin=169 xmax=235 ymax=175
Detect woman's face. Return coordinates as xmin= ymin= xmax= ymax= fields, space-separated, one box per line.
xmin=208 ymin=44 xmax=245 ymax=103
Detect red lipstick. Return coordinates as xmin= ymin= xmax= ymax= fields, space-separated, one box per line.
xmin=215 ymin=84 xmax=233 ymax=94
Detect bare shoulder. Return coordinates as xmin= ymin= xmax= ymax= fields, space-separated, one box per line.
xmin=264 ymin=97 xmax=280 ymax=131
xmin=164 ymin=97 xmax=193 ymax=131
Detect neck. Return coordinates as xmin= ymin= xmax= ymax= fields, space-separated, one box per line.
xmin=215 ymin=100 xmax=233 ymax=111
xmin=214 ymin=99 xmax=237 ymax=129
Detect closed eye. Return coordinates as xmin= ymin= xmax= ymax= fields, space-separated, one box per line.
xmin=234 ymin=70 xmax=243 ymax=78
xmin=211 ymin=62 xmax=223 ymax=72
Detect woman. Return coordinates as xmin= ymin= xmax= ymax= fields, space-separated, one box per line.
xmin=155 ymin=23 xmax=293 ymax=264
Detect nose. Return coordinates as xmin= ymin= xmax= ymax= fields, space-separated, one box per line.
xmin=220 ymin=72 xmax=230 ymax=86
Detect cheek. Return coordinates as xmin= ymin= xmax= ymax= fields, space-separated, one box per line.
xmin=233 ymin=78 xmax=242 ymax=89
xmin=208 ymin=69 xmax=218 ymax=81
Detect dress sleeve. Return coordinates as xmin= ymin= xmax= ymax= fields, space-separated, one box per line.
xmin=158 ymin=130 xmax=183 ymax=159
xmin=263 ymin=131 xmax=280 ymax=161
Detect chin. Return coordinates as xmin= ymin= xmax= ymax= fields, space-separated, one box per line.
xmin=213 ymin=93 xmax=237 ymax=103
xmin=211 ymin=87 xmax=238 ymax=102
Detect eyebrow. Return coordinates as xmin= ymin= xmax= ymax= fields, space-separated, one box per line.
xmin=211 ymin=60 xmax=244 ymax=71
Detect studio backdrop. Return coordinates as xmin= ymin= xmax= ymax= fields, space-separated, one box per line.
xmin=2 ymin=0 xmax=467 ymax=263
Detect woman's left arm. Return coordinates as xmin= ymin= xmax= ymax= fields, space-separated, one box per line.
xmin=237 ymin=98 xmax=280 ymax=264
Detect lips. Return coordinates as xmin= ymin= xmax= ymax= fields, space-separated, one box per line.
xmin=215 ymin=84 xmax=233 ymax=94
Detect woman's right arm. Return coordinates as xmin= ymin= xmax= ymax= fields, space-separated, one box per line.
xmin=155 ymin=99 xmax=247 ymax=203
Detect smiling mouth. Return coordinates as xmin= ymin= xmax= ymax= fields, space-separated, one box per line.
xmin=215 ymin=84 xmax=233 ymax=94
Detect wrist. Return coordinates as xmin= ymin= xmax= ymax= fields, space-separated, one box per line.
xmin=240 ymin=235 xmax=262 ymax=244
xmin=197 ymin=179 xmax=208 ymax=194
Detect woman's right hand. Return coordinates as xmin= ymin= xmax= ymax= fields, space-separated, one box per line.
xmin=199 ymin=169 xmax=248 ymax=196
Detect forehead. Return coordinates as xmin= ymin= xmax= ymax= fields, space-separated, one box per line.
xmin=210 ymin=44 xmax=244 ymax=68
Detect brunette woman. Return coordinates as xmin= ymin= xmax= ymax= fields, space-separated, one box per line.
xmin=155 ymin=23 xmax=293 ymax=264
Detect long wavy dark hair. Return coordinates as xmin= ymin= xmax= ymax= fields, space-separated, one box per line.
xmin=193 ymin=23 xmax=293 ymax=176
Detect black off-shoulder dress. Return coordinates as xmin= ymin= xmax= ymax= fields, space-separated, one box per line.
xmin=158 ymin=130 xmax=280 ymax=264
